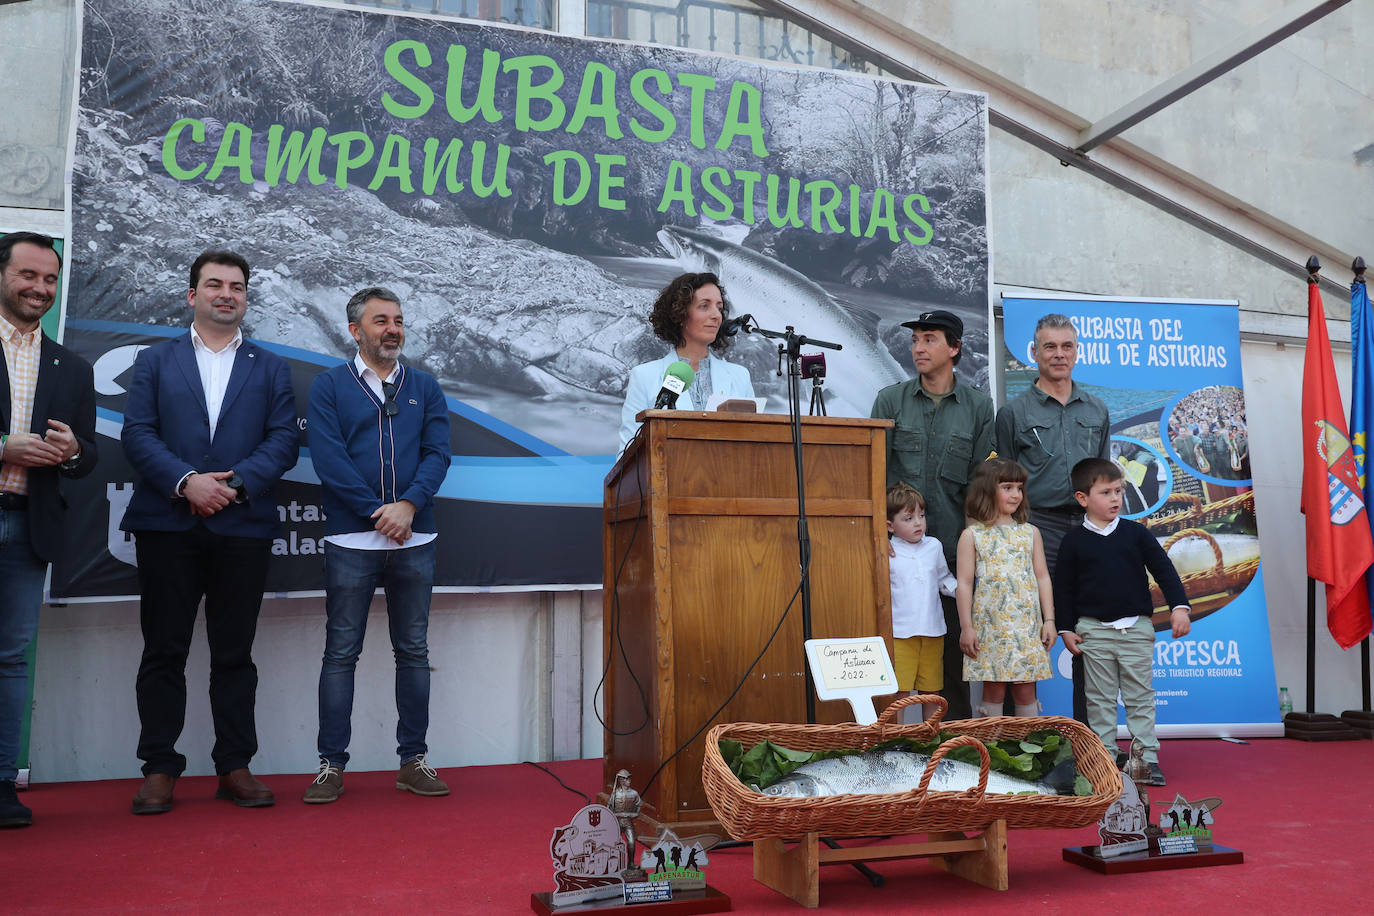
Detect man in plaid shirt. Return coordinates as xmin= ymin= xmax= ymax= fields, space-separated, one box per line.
xmin=0 ymin=232 xmax=97 ymax=828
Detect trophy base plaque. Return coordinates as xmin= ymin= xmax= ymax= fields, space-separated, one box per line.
xmin=530 ymin=885 xmax=730 ymax=915
xmin=1062 ymin=843 xmax=1243 ymax=874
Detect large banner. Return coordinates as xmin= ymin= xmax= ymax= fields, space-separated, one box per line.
xmin=60 ymin=0 xmax=989 ymax=597
xmin=1002 ymin=293 xmax=1281 ymax=735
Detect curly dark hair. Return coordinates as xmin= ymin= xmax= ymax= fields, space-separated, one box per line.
xmin=648 ymin=272 xmax=732 ymax=353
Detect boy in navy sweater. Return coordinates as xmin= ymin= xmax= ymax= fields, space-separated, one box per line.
xmin=1054 ymin=458 xmax=1191 ymax=786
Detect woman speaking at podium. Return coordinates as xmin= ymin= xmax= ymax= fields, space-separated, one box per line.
xmin=617 ymin=272 xmax=755 ymax=452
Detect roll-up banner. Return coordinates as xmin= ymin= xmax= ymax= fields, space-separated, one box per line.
xmin=1002 ymin=293 xmax=1282 ymax=736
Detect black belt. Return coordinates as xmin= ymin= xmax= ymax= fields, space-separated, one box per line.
xmin=0 ymin=492 xmax=28 ymax=509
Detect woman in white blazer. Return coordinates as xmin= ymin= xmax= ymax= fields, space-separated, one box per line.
xmin=618 ymin=272 xmax=756 ymax=452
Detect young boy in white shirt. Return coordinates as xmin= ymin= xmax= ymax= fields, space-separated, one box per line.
xmin=887 ymin=483 xmax=958 ymax=722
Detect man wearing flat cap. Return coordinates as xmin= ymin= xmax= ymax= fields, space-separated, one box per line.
xmin=871 ymin=309 xmax=993 ymax=719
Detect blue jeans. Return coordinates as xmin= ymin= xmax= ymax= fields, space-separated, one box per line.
xmin=0 ymin=509 xmax=48 ymax=782
xmin=317 ymin=540 xmax=436 ymax=769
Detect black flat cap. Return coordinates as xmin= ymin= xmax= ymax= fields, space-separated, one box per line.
xmin=901 ymin=309 xmax=963 ymax=338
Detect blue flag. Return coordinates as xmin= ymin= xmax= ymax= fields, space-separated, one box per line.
xmin=1350 ymin=270 xmax=1374 ymax=635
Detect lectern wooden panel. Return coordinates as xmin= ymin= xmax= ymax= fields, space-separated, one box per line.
xmin=602 ymin=411 xmax=893 ymax=831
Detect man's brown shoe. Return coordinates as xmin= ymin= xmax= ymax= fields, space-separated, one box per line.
xmin=131 ymin=773 xmax=176 ymax=815
xmin=302 ymin=759 xmax=344 ymax=805
xmin=215 ymin=768 xmax=275 ymax=808
xmin=396 ymin=755 xmax=449 ymax=797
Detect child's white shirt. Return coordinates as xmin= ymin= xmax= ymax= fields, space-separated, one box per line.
xmin=888 ymin=535 xmax=957 ymax=638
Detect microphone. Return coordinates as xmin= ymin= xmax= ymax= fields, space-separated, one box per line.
xmin=722 ymin=313 xmax=753 ymax=337
xmin=653 ymin=360 xmax=695 ymax=409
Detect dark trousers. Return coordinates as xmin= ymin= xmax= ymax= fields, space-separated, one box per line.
xmin=133 ymin=526 xmax=271 ymax=777
xmin=938 ymin=594 xmax=971 ymax=719
xmin=1030 ymin=506 xmax=1088 ymax=723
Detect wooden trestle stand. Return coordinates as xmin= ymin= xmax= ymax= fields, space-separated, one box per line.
xmin=753 ymin=823 xmax=1009 ymax=907
xmin=601 ymin=410 xmax=893 ymax=836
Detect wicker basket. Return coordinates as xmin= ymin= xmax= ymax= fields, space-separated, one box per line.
xmin=701 ymin=695 xmax=1120 ymax=841
xmin=1146 ymin=525 xmax=1260 ymax=624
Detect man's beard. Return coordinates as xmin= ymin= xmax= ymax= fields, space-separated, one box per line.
xmin=368 ymin=337 xmax=402 ymax=361
xmin=0 ymin=285 xmax=51 ymax=324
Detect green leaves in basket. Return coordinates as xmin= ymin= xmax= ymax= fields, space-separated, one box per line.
xmin=1073 ymin=775 xmax=1093 ymax=796
xmin=727 ymin=739 xmax=830 ymax=789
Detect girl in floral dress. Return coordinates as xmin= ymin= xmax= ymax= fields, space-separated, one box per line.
xmin=955 ymin=458 xmax=1056 ymax=717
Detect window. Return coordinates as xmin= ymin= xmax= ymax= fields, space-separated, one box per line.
xmin=342 ymin=0 xmax=554 ymax=30
xmin=586 ymin=1 xmax=885 ymax=75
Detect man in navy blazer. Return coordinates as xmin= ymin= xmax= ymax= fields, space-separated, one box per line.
xmin=120 ymin=250 xmax=298 ymax=815
xmin=1 ymin=232 xmax=97 ymax=828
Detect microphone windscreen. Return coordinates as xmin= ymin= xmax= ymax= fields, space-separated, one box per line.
xmin=653 ymin=360 xmax=696 ymax=409
xmin=664 ymin=360 xmax=695 ymax=388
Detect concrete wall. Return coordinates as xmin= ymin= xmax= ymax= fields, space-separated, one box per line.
xmin=867 ymin=0 xmax=1373 ymax=305
xmin=32 ymin=589 xmax=606 ymax=781
xmin=1240 ymin=339 xmax=1361 ymax=717
xmin=0 ymin=0 xmax=73 ymax=212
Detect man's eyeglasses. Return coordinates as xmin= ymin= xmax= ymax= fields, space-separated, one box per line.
xmin=381 ymin=381 xmax=399 ymax=417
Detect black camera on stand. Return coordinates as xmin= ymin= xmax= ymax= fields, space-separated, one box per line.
xmin=799 ymin=353 xmax=827 ymax=417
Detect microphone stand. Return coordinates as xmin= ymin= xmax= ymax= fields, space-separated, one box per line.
xmin=734 ymin=316 xmax=842 ymax=723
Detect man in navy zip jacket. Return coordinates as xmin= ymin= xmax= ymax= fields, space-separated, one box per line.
xmin=303 ymin=287 xmax=451 ymax=804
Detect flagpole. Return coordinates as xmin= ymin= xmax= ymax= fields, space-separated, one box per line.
xmin=1290 ymin=256 xmax=1364 ymax=740
xmin=1306 ymin=575 xmax=1317 ymax=716
xmin=1342 ymin=255 xmax=1374 ymax=736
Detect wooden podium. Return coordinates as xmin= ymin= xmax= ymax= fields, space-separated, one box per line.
xmin=602 ymin=410 xmax=894 ymax=834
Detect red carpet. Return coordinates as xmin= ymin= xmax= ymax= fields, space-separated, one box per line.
xmin=3 ymin=738 xmax=1371 ymax=913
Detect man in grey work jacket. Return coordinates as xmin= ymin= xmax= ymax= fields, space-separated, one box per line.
xmin=995 ymin=312 xmax=1110 ymax=721
xmin=871 ymin=309 xmax=994 ymax=719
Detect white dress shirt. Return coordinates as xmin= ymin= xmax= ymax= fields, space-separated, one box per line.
xmin=191 ymin=324 xmax=242 ymax=439
xmin=173 ymin=326 xmax=243 ymax=497
xmin=888 ymin=535 xmax=957 ymax=638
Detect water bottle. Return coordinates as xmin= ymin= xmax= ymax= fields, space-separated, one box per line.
xmin=1279 ymin=687 xmax=1293 ymax=716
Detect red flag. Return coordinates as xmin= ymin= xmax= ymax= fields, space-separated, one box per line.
xmin=1301 ymin=281 xmax=1374 ymax=648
